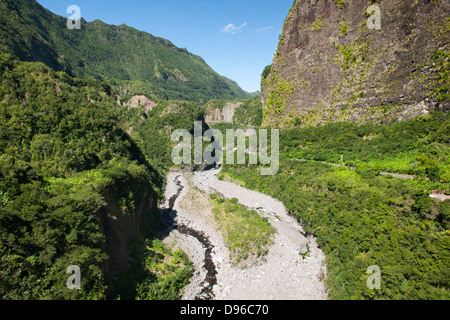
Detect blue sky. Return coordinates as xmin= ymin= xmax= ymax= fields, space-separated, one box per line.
xmin=36 ymin=0 xmax=294 ymax=93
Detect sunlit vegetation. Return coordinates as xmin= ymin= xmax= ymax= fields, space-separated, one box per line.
xmin=0 ymin=54 xmax=195 ymax=299
xmin=0 ymin=0 xmax=252 ymax=104
xmin=209 ymin=194 xmax=275 ymax=266
xmin=282 ymin=112 xmax=450 ymax=190
xmin=135 ymin=239 xmax=193 ymax=300
xmin=233 ymin=97 xmax=263 ymax=127
xmin=220 ymin=112 xmax=450 ymax=299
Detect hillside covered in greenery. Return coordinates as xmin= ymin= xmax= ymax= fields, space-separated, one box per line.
xmin=220 ymin=112 xmax=450 ymax=299
xmin=0 ymin=0 xmax=252 ymax=103
xmin=0 ymin=54 xmax=201 ymax=299
xmin=1 ymin=0 xmax=448 ymax=302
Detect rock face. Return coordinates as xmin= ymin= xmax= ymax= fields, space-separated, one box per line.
xmin=204 ymin=101 xmax=245 ymax=124
xmin=98 ymin=179 xmax=163 ymax=278
xmin=125 ymin=95 xmax=157 ymax=113
xmin=261 ymin=0 xmax=449 ymax=128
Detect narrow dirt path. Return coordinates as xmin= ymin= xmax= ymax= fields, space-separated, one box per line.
xmin=160 ymin=168 xmax=328 ymax=300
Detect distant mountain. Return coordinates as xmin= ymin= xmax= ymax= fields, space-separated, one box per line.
xmin=0 ymin=0 xmax=252 ymax=103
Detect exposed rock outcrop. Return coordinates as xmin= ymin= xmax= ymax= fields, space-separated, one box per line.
xmin=204 ymin=101 xmax=245 ymax=124
xmin=261 ymin=0 xmax=449 ymax=128
xmin=125 ymin=95 xmax=157 ymax=113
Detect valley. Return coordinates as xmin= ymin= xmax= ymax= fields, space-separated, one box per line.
xmin=0 ymin=0 xmax=448 ymax=302
xmin=161 ymin=168 xmax=327 ymax=300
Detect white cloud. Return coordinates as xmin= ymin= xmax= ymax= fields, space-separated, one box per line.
xmin=221 ymin=22 xmax=247 ymax=35
xmin=255 ymin=26 xmax=274 ymax=32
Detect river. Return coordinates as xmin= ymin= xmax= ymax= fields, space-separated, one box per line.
xmin=160 ymin=167 xmax=328 ymax=300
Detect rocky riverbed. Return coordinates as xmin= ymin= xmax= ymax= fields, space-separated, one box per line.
xmin=160 ymin=167 xmax=328 ymax=300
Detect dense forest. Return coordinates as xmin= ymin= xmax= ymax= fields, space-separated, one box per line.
xmin=220 ymin=112 xmax=450 ymax=299
xmin=2 ymin=50 xmax=448 ymax=299
xmin=0 ymin=54 xmax=200 ymax=299
xmin=0 ymin=0 xmax=448 ymax=302
xmin=0 ymin=0 xmax=253 ymax=300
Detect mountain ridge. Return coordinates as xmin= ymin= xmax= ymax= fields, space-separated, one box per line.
xmin=0 ymin=0 xmax=252 ymax=103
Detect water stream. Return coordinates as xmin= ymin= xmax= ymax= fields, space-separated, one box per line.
xmin=161 ymin=174 xmax=217 ymax=300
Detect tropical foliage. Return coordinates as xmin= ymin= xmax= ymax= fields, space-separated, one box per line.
xmin=0 ymin=54 xmax=195 ymax=299
xmin=220 ymin=112 xmax=450 ymax=300
xmin=209 ymin=194 xmax=275 ymax=266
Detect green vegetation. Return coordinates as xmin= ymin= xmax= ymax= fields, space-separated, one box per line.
xmin=0 ymin=54 xmax=141 ymax=299
xmin=0 ymin=0 xmax=251 ymax=104
xmin=112 ymin=238 xmax=193 ymax=300
xmin=204 ymin=97 xmax=263 ymax=127
xmin=135 ymin=239 xmax=193 ymax=300
xmin=311 ymin=15 xmax=325 ymax=32
xmin=0 ymin=54 xmax=196 ymax=299
xmin=221 ymin=112 xmax=450 ymax=299
xmin=209 ymin=194 xmax=276 ymax=266
xmin=262 ymin=64 xmax=273 ymax=80
xmin=262 ymin=72 xmax=296 ymax=128
xmin=282 ymin=112 xmax=450 ymax=188
xmin=339 ymin=22 xmax=348 ymax=36
xmin=334 ymin=0 xmax=346 ymax=9
xmin=0 ymin=0 xmax=226 ymax=299
xmin=431 ymin=49 xmax=449 ymax=102
xmin=127 ymin=99 xmax=204 ymax=172
xmin=233 ymin=97 xmax=263 ymax=127
xmin=204 ymin=99 xmax=229 ymax=111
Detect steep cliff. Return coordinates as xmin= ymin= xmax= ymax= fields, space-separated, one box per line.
xmin=262 ymin=0 xmax=449 ymax=128
xmin=99 ymin=178 xmax=163 ymax=279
